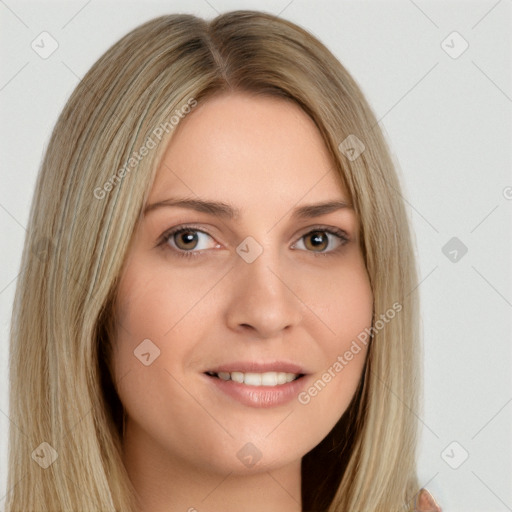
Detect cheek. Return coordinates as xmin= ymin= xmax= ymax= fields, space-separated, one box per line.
xmin=300 ymin=252 xmax=373 ymax=348
xmin=113 ymin=255 xmax=222 ymax=345
xmin=326 ymin=264 xmax=373 ymax=351
xmin=109 ymin=261 xmax=194 ymax=415
xmin=110 ymin=263 xmax=227 ymax=468
xmin=296 ymin=257 xmax=373 ymax=420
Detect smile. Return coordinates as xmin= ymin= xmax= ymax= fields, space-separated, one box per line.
xmin=204 ymin=363 xmax=308 ymax=408
xmin=206 ymin=371 xmax=302 ymax=386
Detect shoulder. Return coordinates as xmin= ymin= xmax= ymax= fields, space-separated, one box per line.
xmin=414 ymin=488 xmax=442 ymax=512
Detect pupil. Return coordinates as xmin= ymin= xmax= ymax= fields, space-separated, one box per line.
xmin=176 ymin=231 xmax=198 ymax=249
xmin=307 ymin=231 xmax=328 ymax=251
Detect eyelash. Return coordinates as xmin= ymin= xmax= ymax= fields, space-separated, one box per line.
xmin=157 ymin=224 xmax=350 ymax=259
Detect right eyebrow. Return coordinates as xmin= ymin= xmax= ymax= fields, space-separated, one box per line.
xmin=143 ymin=197 xmax=239 ymax=219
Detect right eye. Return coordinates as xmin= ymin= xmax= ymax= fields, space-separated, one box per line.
xmin=161 ymin=227 xmax=221 ymax=254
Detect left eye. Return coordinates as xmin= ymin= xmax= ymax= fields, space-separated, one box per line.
xmin=292 ymin=230 xmax=346 ymax=253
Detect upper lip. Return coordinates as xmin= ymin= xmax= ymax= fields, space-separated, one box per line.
xmin=206 ymin=361 xmax=307 ymax=374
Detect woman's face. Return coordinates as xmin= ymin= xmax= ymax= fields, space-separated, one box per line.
xmin=112 ymin=92 xmax=373 ymax=477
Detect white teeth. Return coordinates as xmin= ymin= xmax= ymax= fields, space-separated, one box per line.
xmin=244 ymin=372 xmax=262 ymax=386
xmin=276 ymin=372 xmax=287 ymax=385
xmin=261 ymin=372 xmax=277 ymax=386
xmin=231 ymin=371 xmax=244 ymax=383
xmin=283 ymin=373 xmax=298 ymax=384
xmin=213 ymin=371 xmax=299 ymax=386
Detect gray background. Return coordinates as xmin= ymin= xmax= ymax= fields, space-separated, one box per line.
xmin=1 ymin=1 xmax=511 ymax=510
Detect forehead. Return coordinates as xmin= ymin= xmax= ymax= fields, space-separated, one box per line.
xmin=149 ymin=92 xmax=348 ymax=209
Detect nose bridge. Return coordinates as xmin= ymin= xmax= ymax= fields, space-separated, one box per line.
xmin=225 ymin=241 xmax=301 ymax=337
xmin=238 ymin=242 xmax=288 ymax=304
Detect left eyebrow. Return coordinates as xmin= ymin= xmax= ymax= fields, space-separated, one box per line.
xmin=143 ymin=197 xmax=353 ymax=219
xmin=292 ymin=200 xmax=353 ymax=218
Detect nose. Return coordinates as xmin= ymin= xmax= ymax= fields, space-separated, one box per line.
xmin=224 ymin=253 xmax=302 ymax=339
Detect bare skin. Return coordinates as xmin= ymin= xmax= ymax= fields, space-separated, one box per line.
xmin=112 ymin=92 xmax=373 ymax=512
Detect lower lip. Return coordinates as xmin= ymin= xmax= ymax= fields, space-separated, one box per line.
xmin=205 ymin=374 xmax=308 ymax=408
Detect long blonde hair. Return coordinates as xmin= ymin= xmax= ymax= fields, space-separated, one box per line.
xmin=7 ymin=10 xmax=421 ymax=511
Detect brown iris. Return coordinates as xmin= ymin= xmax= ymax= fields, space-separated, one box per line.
xmin=174 ymin=230 xmax=199 ymax=250
xmin=304 ymin=231 xmax=329 ymax=251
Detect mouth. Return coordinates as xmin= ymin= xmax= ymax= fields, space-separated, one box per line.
xmin=205 ymin=370 xmax=304 ymax=387
xmin=203 ymin=362 xmax=308 ymax=408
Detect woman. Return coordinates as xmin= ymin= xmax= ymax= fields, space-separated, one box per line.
xmin=7 ymin=10 xmax=441 ymax=512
